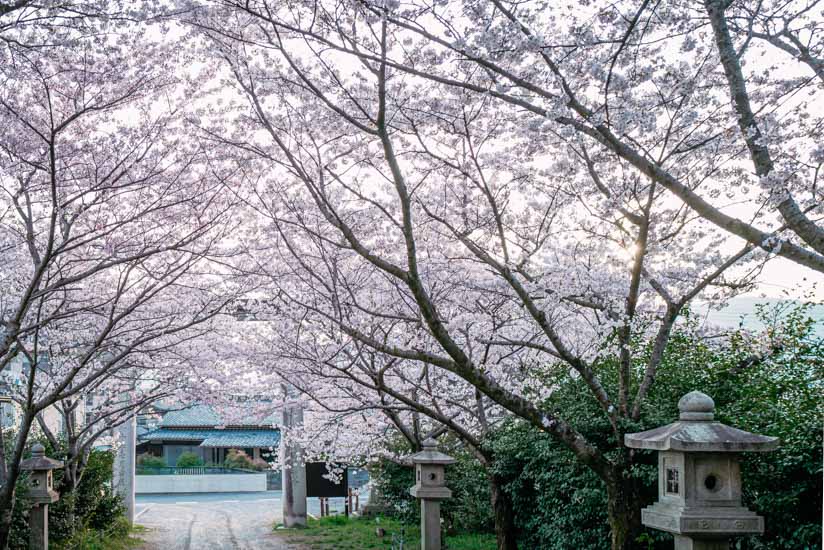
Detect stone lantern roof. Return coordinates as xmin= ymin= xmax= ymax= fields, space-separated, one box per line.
xmin=625 ymin=391 xmax=779 ymax=453
xmin=409 ymin=438 xmax=456 ymax=465
xmin=20 ymin=444 xmax=63 ymax=471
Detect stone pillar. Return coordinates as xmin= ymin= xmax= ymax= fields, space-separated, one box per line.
xmin=29 ymin=505 xmax=48 ymax=550
xmin=112 ymin=416 xmax=136 ymax=524
xmin=674 ymin=535 xmax=729 ymax=550
xmin=420 ymin=499 xmax=442 ymax=550
xmin=280 ymin=387 xmax=306 ymax=527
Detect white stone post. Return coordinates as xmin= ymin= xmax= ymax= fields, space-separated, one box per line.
xmin=280 ymin=386 xmax=307 ymax=527
xmin=112 ymin=416 xmax=136 ymax=524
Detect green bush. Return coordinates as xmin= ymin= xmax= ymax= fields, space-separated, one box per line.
xmin=223 ymin=449 xmax=254 ymax=470
xmin=371 ymin=440 xmax=494 ymax=534
xmin=136 ymin=453 xmax=166 ymax=470
xmin=49 ymin=449 xmax=126 ymax=542
xmin=52 ymin=516 xmax=139 ymax=550
xmin=175 ymin=451 xmax=204 ymax=468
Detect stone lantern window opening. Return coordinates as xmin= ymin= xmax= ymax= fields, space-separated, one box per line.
xmin=666 ymin=466 xmax=679 ymax=495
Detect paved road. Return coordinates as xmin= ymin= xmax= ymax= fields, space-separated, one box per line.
xmin=135 ymin=491 xmax=293 ymax=549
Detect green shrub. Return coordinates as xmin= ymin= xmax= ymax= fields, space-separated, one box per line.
xmin=136 ymin=453 xmax=166 ymax=470
xmin=251 ymin=457 xmax=270 ymax=471
xmin=175 ymin=451 xmax=204 ymax=469
xmin=371 ymin=440 xmax=494 ymax=534
xmin=223 ymin=449 xmax=254 ymax=470
xmin=49 ymin=449 xmax=126 ymax=542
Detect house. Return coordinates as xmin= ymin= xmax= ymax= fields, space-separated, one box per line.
xmin=137 ymin=404 xmax=280 ymax=466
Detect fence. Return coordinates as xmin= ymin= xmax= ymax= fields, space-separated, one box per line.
xmin=135 ymin=470 xmax=268 ymax=493
xmin=136 ymin=466 xmax=258 ymax=476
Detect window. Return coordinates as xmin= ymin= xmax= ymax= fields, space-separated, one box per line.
xmin=666 ymin=467 xmax=680 ymax=494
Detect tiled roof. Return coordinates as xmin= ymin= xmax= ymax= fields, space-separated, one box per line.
xmin=139 ymin=427 xmax=280 ymax=448
xmin=139 ymin=428 xmax=218 ymax=442
xmin=159 ymin=404 xmax=279 ymax=428
xmin=200 ymin=430 xmax=280 ymax=448
xmin=159 ymin=405 xmax=222 ymax=428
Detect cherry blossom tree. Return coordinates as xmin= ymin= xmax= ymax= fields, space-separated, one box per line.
xmin=177 ymin=2 xmax=822 ymax=547
xmin=219 ymin=0 xmax=820 ymax=273
xmin=0 ymin=4 xmax=248 ymax=546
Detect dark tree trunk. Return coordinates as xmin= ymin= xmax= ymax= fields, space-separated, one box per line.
xmin=0 ymin=413 xmax=33 ymax=550
xmin=605 ymin=471 xmax=643 ymax=550
xmin=487 ymin=473 xmax=518 ymax=550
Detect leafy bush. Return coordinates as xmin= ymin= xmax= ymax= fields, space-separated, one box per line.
xmin=49 ymin=449 xmax=126 ymax=542
xmin=136 ymin=453 xmax=166 ymax=470
xmin=224 ymin=449 xmax=255 ymax=470
xmin=53 ymin=516 xmax=139 ymax=550
xmin=371 ymin=440 xmax=494 ymax=534
xmin=175 ymin=451 xmax=204 ymax=468
xmin=251 ymin=457 xmax=270 ymax=471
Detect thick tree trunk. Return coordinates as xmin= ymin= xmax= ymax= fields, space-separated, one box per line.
xmin=487 ymin=473 xmax=518 ymax=550
xmin=0 ymin=413 xmax=33 ymax=550
xmin=605 ymin=472 xmax=643 ymax=550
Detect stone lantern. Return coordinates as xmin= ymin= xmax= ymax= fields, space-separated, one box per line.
xmin=625 ymin=391 xmax=778 ymax=550
xmin=408 ymin=438 xmax=455 ymax=550
xmin=21 ymin=443 xmax=63 ymax=550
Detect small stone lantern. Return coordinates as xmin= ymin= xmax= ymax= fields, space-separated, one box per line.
xmin=21 ymin=443 xmax=63 ymax=550
xmin=625 ymin=391 xmax=778 ymax=550
xmin=408 ymin=438 xmax=455 ymax=550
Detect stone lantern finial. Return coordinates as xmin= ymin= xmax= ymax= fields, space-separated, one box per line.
xmin=678 ymin=391 xmax=715 ymax=421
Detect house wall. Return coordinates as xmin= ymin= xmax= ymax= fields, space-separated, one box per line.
xmin=135 ymin=473 xmax=267 ymax=493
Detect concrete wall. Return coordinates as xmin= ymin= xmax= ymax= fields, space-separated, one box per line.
xmin=136 ymin=473 xmax=267 ymax=494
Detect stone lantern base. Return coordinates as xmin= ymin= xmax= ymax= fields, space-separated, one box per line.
xmin=642 ymin=502 xmax=764 ymax=537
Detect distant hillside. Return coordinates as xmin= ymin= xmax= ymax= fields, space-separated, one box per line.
xmin=693 ymin=297 xmax=824 ymax=338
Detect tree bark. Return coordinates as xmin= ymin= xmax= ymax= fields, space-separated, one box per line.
xmin=605 ymin=471 xmax=642 ymax=550
xmin=487 ymin=473 xmax=518 ymax=550
xmin=0 ymin=413 xmax=33 ymax=550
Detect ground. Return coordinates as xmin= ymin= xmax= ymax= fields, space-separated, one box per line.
xmin=135 ymin=491 xmax=296 ymax=549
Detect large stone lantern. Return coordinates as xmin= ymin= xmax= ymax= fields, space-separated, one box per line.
xmin=625 ymin=391 xmax=778 ymax=550
xmin=21 ymin=443 xmax=63 ymax=550
xmin=408 ymin=438 xmax=455 ymax=550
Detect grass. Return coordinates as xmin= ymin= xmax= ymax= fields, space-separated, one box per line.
xmin=275 ymin=515 xmax=497 ymax=550
xmin=52 ymin=522 xmax=148 ymax=550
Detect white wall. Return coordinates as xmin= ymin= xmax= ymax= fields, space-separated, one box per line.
xmin=135 ymin=473 xmax=267 ymax=494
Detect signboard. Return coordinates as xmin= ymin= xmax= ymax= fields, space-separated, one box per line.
xmin=306 ymin=462 xmax=348 ymax=498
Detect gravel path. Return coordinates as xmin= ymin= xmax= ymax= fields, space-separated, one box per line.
xmin=135 ymin=492 xmax=297 ymax=550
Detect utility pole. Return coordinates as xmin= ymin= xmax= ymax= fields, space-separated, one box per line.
xmin=280 ymin=384 xmax=307 ymax=527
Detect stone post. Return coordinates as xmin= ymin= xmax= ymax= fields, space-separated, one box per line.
xmin=625 ymin=391 xmax=779 ymax=550
xmin=280 ymin=386 xmax=307 ymax=527
xmin=408 ymin=438 xmax=455 ymax=550
xmin=29 ymin=505 xmax=48 ymax=550
xmin=112 ymin=415 xmax=136 ymax=524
